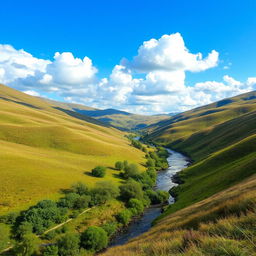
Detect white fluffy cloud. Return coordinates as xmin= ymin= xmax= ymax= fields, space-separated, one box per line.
xmin=0 ymin=44 xmax=49 ymax=84
xmin=0 ymin=33 xmax=255 ymax=114
xmin=122 ymin=33 xmax=219 ymax=72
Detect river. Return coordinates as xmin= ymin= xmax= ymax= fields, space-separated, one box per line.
xmin=110 ymin=148 xmax=190 ymax=246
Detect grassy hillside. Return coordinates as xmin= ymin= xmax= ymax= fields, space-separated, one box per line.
xmin=102 ymin=91 xmax=256 ymax=255
xmin=146 ymin=91 xmax=256 ymax=161
xmin=102 ymin=174 xmax=256 ymax=255
xmin=0 ymin=84 xmax=146 ymax=215
xmin=43 ymin=99 xmax=170 ymax=130
xmin=145 ymin=91 xmax=256 ymax=217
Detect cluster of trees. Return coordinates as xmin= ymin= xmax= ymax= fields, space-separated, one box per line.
xmin=0 ymin=139 xmax=170 ymax=255
xmin=145 ymin=147 xmax=169 ymax=170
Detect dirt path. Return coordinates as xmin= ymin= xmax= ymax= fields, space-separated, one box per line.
xmin=0 ymin=207 xmax=93 ymax=254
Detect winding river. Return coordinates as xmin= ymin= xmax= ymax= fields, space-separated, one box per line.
xmin=111 ymin=148 xmax=190 ymax=246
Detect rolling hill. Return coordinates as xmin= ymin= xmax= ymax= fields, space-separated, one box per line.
xmin=41 ymin=98 xmax=170 ymax=130
xmin=102 ymin=91 xmax=256 ymax=255
xmin=0 ymin=84 xmax=146 ymax=215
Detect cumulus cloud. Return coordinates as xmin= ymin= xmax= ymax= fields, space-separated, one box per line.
xmin=122 ymin=33 xmax=219 ymax=73
xmin=0 ymin=33 xmax=255 ymax=115
xmin=0 ymin=44 xmax=50 ymax=84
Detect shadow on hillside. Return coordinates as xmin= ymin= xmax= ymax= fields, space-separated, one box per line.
xmin=53 ymin=107 xmax=111 ymax=128
xmin=0 ymin=96 xmax=41 ymax=109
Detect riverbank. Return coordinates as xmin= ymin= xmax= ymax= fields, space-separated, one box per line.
xmin=110 ymin=148 xmax=190 ymax=247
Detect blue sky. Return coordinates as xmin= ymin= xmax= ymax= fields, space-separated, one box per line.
xmin=0 ymin=0 xmax=255 ymax=114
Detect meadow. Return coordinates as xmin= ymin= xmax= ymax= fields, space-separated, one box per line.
xmin=0 ymin=84 xmax=146 ymax=214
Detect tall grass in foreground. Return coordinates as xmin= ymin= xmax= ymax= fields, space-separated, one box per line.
xmin=101 ymin=176 xmax=256 ymax=256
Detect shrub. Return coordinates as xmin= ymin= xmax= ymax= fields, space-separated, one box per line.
xmin=123 ymin=163 xmax=140 ymax=179
xmin=57 ymin=233 xmax=80 ymax=256
xmin=101 ymin=222 xmax=118 ymax=237
xmin=14 ymin=233 xmax=40 ymax=256
xmin=156 ymin=190 xmax=169 ymax=203
xmin=71 ymin=182 xmax=89 ymax=195
xmin=58 ymin=193 xmax=80 ymax=209
xmin=90 ymin=181 xmax=119 ymax=206
xmin=81 ymin=226 xmax=108 ymax=252
xmin=16 ymin=222 xmax=33 ymax=239
xmin=91 ymin=166 xmax=106 ymax=177
xmin=19 ymin=200 xmax=67 ymax=235
xmin=119 ymin=179 xmax=144 ymax=202
xmin=135 ymin=172 xmax=155 ymax=189
xmin=115 ymin=161 xmax=124 ymax=170
xmin=128 ymin=199 xmax=144 ymax=215
xmin=0 ymin=212 xmax=18 ymax=225
xmin=146 ymin=189 xmax=169 ymax=204
xmin=116 ymin=209 xmax=132 ymax=225
xmin=43 ymin=245 xmax=59 ymax=256
xmin=146 ymin=158 xmax=155 ymax=167
xmin=73 ymin=195 xmax=91 ymax=209
xmin=147 ymin=168 xmax=157 ymax=181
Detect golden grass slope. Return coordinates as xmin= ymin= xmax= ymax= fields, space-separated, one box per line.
xmin=0 ymin=84 xmax=145 ymax=214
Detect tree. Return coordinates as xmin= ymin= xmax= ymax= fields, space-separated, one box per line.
xmin=115 ymin=161 xmax=124 ymax=170
xmin=128 ymin=198 xmax=144 ymax=215
xmin=90 ymin=181 xmax=119 ymax=206
xmin=57 ymin=233 xmax=80 ymax=256
xmin=81 ymin=226 xmax=108 ymax=252
xmin=101 ymin=222 xmax=118 ymax=237
xmin=116 ymin=209 xmax=132 ymax=225
xmin=71 ymin=182 xmax=88 ymax=195
xmin=16 ymin=222 xmax=33 ymax=239
xmin=146 ymin=158 xmax=155 ymax=167
xmin=43 ymin=245 xmax=58 ymax=256
xmin=91 ymin=166 xmax=106 ymax=177
xmin=73 ymin=195 xmax=91 ymax=209
xmin=14 ymin=233 xmax=40 ymax=256
xmin=0 ymin=224 xmax=10 ymax=251
xmin=119 ymin=179 xmax=144 ymax=202
xmin=58 ymin=193 xmax=80 ymax=209
xmin=123 ymin=163 xmax=139 ymax=179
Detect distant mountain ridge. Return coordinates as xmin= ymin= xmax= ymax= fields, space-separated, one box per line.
xmin=41 ymin=98 xmax=170 ymax=130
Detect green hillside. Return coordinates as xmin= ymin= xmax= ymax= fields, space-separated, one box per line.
xmin=102 ymin=91 xmax=256 ymax=255
xmin=0 ymin=84 xmax=146 ymax=215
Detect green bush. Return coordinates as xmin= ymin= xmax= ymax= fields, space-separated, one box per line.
xmin=116 ymin=209 xmax=132 ymax=225
xmin=146 ymin=158 xmax=155 ymax=167
xmin=58 ymin=193 xmax=80 ymax=209
xmin=0 ymin=212 xmax=18 ymax=225
xmin=43 ymin=245 xmax=59 ymax=256
xmin=91 ymin=166 xmax=106 ymax=177
xmin=123 ymin=163 xmax=140 ymax=179
xmin=146 ymin=190 xmax=169 ymax=204
xmin=71 ymin=182 xmax=89 ymax=195
xmin=57 ymin=233 xmax=80 ymax=256
xmin=90 ymin=181 xmax=119 ymax=206
xmin=16 ymin=221 xmax=33 ymax=239
xmin=14 ymin=233 xmax=40 ymax=256
xmin=115 ymin=161 xmax=124 ymax=170
xmin=101 ymin=222 xmax=118 ymax=237
xmin=128 ymin=199 xmax=144 ymax=215
xmin=119 ymin=179 xmax=144 ymax=202
xmin=74 ymin=195 xmax=91 ymax=209
xmin=81 ymin=226 xmax=108 ymax=252
xmin=135 ymin=172 xmax=155 ymax=189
